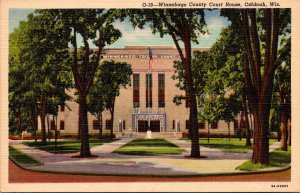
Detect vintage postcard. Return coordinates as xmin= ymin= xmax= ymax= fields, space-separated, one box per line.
xmin=1 ymin=0 xmax=299 ymax=192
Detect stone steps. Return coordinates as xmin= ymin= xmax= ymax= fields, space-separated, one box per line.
xmin=116 ymin=132 xmax=183 ymax=139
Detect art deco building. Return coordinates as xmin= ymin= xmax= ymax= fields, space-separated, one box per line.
xmin=39 ymin=46 xmax=243 ymax=137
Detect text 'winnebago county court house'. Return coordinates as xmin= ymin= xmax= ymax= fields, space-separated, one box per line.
xmin=38 ymin=46 xmax=245 ymax=138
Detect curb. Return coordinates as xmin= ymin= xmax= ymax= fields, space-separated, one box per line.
xmin=9 ymin=141 xmax=291 ymax=178
xmin=10 ymin=158 xmax=291 ymax=177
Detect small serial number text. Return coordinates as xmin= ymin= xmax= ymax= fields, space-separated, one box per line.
xmin=271 ymin=184 xmax=288 ymax=188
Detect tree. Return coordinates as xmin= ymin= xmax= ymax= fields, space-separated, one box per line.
xmin=274 ymin=59 xmax=291 ymax=150
xmin=9 ymin=15 xmax=71 ymax=144
xmin=241 ymin=9 xmax=290 ymax=164
xmin=87 ymin=76 xmax=107 ymax=139
xmin=126 ymin=9 xmax=207 ymax=157
xmin=97 ymin=60 xmax=132 ymax=139
xmin=222 ymin=9 xmax=290 ymax=164
xmin=35 ymin=9 xmax=122 ymax=157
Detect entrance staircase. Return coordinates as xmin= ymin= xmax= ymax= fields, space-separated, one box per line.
xmin=116 ymin=132 xmax=183 ymax=139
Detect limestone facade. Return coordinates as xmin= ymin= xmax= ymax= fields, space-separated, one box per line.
xmin=38 ymin=46 xmax=245 ymax=136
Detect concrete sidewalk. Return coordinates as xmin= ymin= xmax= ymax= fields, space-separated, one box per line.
xmin=9 ymin=139 xmax=283 ymax=176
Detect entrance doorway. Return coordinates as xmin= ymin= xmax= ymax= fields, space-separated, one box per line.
xmin=138 ymin=120 xmax=160 ymax=132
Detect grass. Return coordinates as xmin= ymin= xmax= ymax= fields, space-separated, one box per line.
xmin=22 ymin=138 xmax=118 ymax=154
xmin=237 ymin=146 xmax=291 ymax=171
xmin=9 ymin=146 xmax=43 ymax=167
xmin=183 ymin=138 xmax=276 ymax=153
xmin=114 ymin=138 xmax=185 ymax=155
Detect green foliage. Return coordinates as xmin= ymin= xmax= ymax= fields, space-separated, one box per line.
xmin=126 ymin=9 xmax=207 ymax=44
xmin=9 ymin=146 xmax=43 ymax=167
xmin=115 ymin=146 xmax=185 ymax=155
xmin=97 ymin=60 xmax=132 ymax=111
xmin=172 ymin=26 xmax=243 ymax=125
xmin=9 ymin=11 xmax=72 ymax=135
xmin=237 ymin=146 xmax=291 ymax=171
xmin=22 ymin=138 xmax=117 ymax=154
xmin=199 ymin=138 xmax=253 ymax=153
xmin=122 ymin=138 xmax=178 ymax=147
xmin=114 ymin=138 xmax=185 ymax=155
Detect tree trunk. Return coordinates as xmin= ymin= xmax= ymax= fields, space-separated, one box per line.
xmin=77 ymin=107 xmax=81 ymax=140
xmin=47 ymin=115 xmax=50 ymax=141
xmin=251 ymin=103 xmax=270 ymax=164
xmin=227 ymin=122 xmax=230 ymax=141
xmin=280 ymin=107 xmax=288 ymax=151
xmin=287 ymin=118 xmax=291 ymax=146
xmin=239 ymin=112 xmax=243 ymax=141
xmin=242 ymin=96 xmax=252 ymax=146
xmin=29 ymin=115 xmax=37 ymax=143
xmin=109 ymin=105 xmax=115 ymax=139
xmin=207 ymin=123 xmax=210 ymax=144
xmin=98 ymin=114 xmax=103 ymax=139
xmin=55 ymin=115 xmax=58 ymax=148
xmin=40 ymin=113 xmax=47 ymax=144
xmin=183 ymin=37 xmax=200 ymax=158
xmin=79 ymin=96 xmax=91 ymax=157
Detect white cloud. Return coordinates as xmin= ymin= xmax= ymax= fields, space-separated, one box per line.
xmin=200 ymin=32 xmax=210 ymax=39
xmin=207 ymin=18 xmax=227 ymax=30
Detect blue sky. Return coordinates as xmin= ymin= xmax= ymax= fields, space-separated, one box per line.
xmin=9 ymin=9 xmax=230 ymax=48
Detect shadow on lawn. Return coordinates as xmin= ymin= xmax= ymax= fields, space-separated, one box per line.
xmin=22 ymin=138 xmax=117 ymax=154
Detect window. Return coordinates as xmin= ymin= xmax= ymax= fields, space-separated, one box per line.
xmin=123 ymin=120 xmax=126 ymax=130
xmin=211 ymin=121 xmax=218 ymax=129
xmin=93 ymin=120 xmax=100 ymax=130
xmin=106 ymin=120 xmax=112 ymax=130
xmin=185 ymin=92 xmax=190 ymax=108
xmin=158 ymin=73 xmax=165 ymax=108
xmin=60 ymin=104 xmax=65 ymax=112
xmin=60 ymin=120 xmax=65 ymax=130
xmin=146 ymin=73 xmax=152 ymax=107
xmin=50 ymin=120 xmax=55 ymax=130
xmin=186 ymin=120 xmax=190 ymax=130
xmin=172 ymin=120 xmax=175 ymax=130
xmin=133 ymin=74 xmax=140 ymax=108
xmin=198 ymin=122 xmax=205 ymax=129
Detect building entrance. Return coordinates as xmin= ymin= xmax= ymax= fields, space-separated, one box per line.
xmin=133 ymin=113 xmax=166 ymax=132
xmin=138 ymin=120 xmax=160 ymax=132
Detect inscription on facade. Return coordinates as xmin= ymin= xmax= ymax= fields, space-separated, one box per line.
xmin=103 ymin=54 xmax=180 ymax=59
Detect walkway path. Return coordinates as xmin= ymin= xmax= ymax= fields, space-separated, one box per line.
xmin=166 ymin=139 xmax=281 ymax=160
xmin=9 ymin=138 xmax=283 ymax=176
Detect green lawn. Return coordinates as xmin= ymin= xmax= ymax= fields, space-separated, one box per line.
xmin=237 ymin=146 xmax=291 ymax=171
xmin=184 ymin=138 xmax=276 ymax=153
xmin=114 ymin=138 xmax=185 ymax=155
xmin=22 ymin=138 xmax=118 ymax=154
xmin=9 ymin=146 xmax=42 ymax=167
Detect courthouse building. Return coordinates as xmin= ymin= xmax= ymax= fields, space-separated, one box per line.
xmin=39 ymin=46 xmax=242 ymax=138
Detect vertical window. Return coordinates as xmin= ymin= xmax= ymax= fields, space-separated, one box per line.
xmin=158 ymin=73 xmax=165 ymax=107
xmin=172 ymin=120 xmax=175 ymax=130
xmin=186 ymin=120 xmax=190 ymax=130
xmin=51 ymin=120 xmax=55 ymax=130
xmin=106 ymin=120 xmax=112 ymax=130
xmin=198 ymin=122 xmax=205 ymax=129
xmin=211 ymin=121 xmax=218 ymax=129
xmin=133 ymin=74 xmax=140 ymax=108
xmin=146 ymin=73 xmax=152 ymax=108
xmin=123 ymin=120 xmax=126 ymax=130
xmin=60 ymin=120 xmax=65 ymax=130
xmin=93 ymin=120 xmax=100 ymax=130
xmin=60 ymin=104 xmax=65 ymax=112
xmin=185 ymin=92 xmax=190 ymax=108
